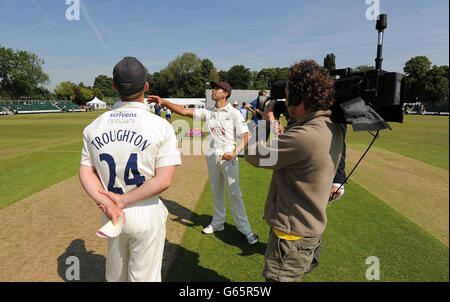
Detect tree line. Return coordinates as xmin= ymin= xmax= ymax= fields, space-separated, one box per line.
xmin=1 ymin=45 xmax=448 ymax=106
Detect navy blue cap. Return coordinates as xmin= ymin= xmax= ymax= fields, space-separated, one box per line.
xmin=113 ymin=57 xmax=148 ymax=97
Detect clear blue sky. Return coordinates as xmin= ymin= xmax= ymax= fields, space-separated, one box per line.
xmin=0 ymin=0 xmax=448 ymax=90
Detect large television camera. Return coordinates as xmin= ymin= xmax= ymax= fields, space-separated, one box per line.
xmin=269 ymin=14 xmax=406 ymax=132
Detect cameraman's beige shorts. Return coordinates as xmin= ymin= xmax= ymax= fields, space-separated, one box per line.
xmin=264 ymin=229 xmax=320 ymax=282
xmin=105 ymin=198 xmax=168 ymax=282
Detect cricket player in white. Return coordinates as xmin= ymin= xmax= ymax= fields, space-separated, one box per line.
xmin=148 ymin=81 xmax=258 ymax=245
xmin=79 ymin=57 xmax=181 ymax=282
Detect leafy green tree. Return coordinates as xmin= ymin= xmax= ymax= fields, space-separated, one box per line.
xmin=248 ymin=70 xmax=265 ymax=90
xmin=222 ymin=65 xmax=251 ymax=89
xmin=423 ymin=65 xmax=449 ymax=104
xmin=54 ymin=81 xmax=75 ymax=100
xmin=256 ymin=68 xmax=275 ymax=88
xmin=93 ymin=87 xmax=104 ymax=100
xmin=93 ymin=75 xmax=118 ymax=97
xmin=154 ymin=53 xmax=200 ymax=97
xmin=147 ymin=72 xmax=168 ymax=97
xmin=355 ymin=65 xmax=375 ymax=72
xmin=201 ymin=58 xmax=219 ymax=83
xmin=403 ymin=56 xmax=432 ymax=103
xmin=323 ymin=53 xmax=336 ymax=70
xmin=166 ymin=53 xmax=201 ymax=81
xmin=0 ymin=46 xmax=49 ymax=99
xmin=33 ymin=86 xmax=55 ymax=100
xmin=73 ymin=86 xmax=82 ymax=104
xmin=179 ymin=66 xmax=205 ymax=97
xmin=404 ymin=56 xmax=432 ymax=79
xmin=72 ymin=85 xmax=93 ymax=105
xmin=146 ymin=53 xmax=218 ymax=98
xmin=256 ymin=67 xmax=289 ymax=88
xmin=166 ymin=53 xmax=204 ymax=97
xmin=403 ymin=56 xmax=448 ymax=105
xmin=218 ymin=70 xmax=228 ymax=83
xmin=80 ymin=86 xmax=94 ymax=103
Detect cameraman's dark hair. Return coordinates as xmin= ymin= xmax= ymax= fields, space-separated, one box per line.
xmin=287 ymin=60 xmax=335 ymax=111
xmin=258 ymin=90 xmax=266 ymax=96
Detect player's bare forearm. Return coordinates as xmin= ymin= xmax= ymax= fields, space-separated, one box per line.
xmin=148 ymin=95 xmax=194 ymax=118
xmin=79 ymin=165 xmax=110 ymax=206
xmin=123 ymin=165 xmax=175 ymax=206
xmin=79 ymin=165 xmax=123 ymax=223
xmin=163 ymin=100 xmax=193 ymax=118
xmin=244 ymin=104 xmax=255 ymax=115
xmin=223 ymin=132 xmax=248 ymax=160
xmin=99 ymin=165 xmax=176 ymax=209
xmin=236 ymin=132 xmax=249 ymax=154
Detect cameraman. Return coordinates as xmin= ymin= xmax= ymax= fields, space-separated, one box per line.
xmin=245 ymin=60 xmax=344 ymax=282
xmin=306 ymin=123 xmax=347 ymax=273
xmin=245 ymin=90 xmax=267 ymax=125
xmin=245 ymin=90 xmax=270 ymax=141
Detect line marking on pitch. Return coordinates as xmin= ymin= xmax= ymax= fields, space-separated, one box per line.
xmin=36 ymin=150 xmax=81 ymax=153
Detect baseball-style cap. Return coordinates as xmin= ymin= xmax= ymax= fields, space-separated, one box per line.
xmin=113 ymin=57 xmax=148 ymax=97
xmin=210 ymin=81 xmax=232 ymax=97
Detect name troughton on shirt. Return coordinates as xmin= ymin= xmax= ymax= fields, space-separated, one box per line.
xmin=90 ymin=129 xmax=151 ymax=151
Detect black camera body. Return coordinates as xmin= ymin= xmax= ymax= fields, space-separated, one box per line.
xmin=268 ymin=14 xmax=405 ymax=131
xmin=330 ymin=67 xmax=405 ymax=124
xmin=268 ymin=80 xmax=289 ymax=120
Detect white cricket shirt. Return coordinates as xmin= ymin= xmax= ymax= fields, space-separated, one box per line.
xmin=193 ymin=103 xmax=249 ymax=155
xmin=81 ymin=101 xmax=181 ymax=199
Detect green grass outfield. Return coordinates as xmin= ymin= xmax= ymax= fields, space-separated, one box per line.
xmin=0 ymin=112 xmax=448 ymax=281
xmin=167 ymin=115 xmax=449 ymax=282
xmin=167 ymin=161 xmax=449 ymax=282
xmin=346 ymin=115 xmax=449 ymax=171
xmin=0 ymin=112 xmax=99 ymax=209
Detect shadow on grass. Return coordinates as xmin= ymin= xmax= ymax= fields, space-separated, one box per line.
xmin=163 ymin=239 xmax=230 ymax=282
xmin=161 ymin=197 xmax=266 ymax=281
xmin=57 ymin=239 xmax=106 ymax=282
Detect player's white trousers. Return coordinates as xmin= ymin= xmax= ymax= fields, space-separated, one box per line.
xmin=206 ymin=152 xmax=252 ymax=236
xmin=105 ymin=199 xmax=168 ymax=282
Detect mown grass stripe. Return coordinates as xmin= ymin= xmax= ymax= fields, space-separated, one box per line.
xmin=168 ymin=159 xmax=449 ymax=282
xmin=346 ymin=147 xmax=449 ymax=246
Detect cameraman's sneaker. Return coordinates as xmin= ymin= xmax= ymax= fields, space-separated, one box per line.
xmin=202 ymin=224 xmax=224 ymax=234
xmin=246 ymin=232 xmax=258 ymax=245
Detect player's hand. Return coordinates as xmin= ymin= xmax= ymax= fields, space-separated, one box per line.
xmin=329 ymin=185 xmax=344 ymax=202
xmin=106 ymin=204 xmax=125 ymax=225
xmin=99 ymin=200 xmax=125 ymax=225
xmin=98 ymin=189 xmax=126 ymax=210
xmin=272 ymin=120 xmax=283 ymax=136
xmin=262 ymin=100 xmax=276 ymax=121
xmin=147 ymin=95 xmax=164 ymax=107
xmin=244 ymin=104 xmax=255 ymax=114
xmin=97 ymin=203 xmax=106 ymax=213
xmin=222 ymin=150 xmax=236 ymax=161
